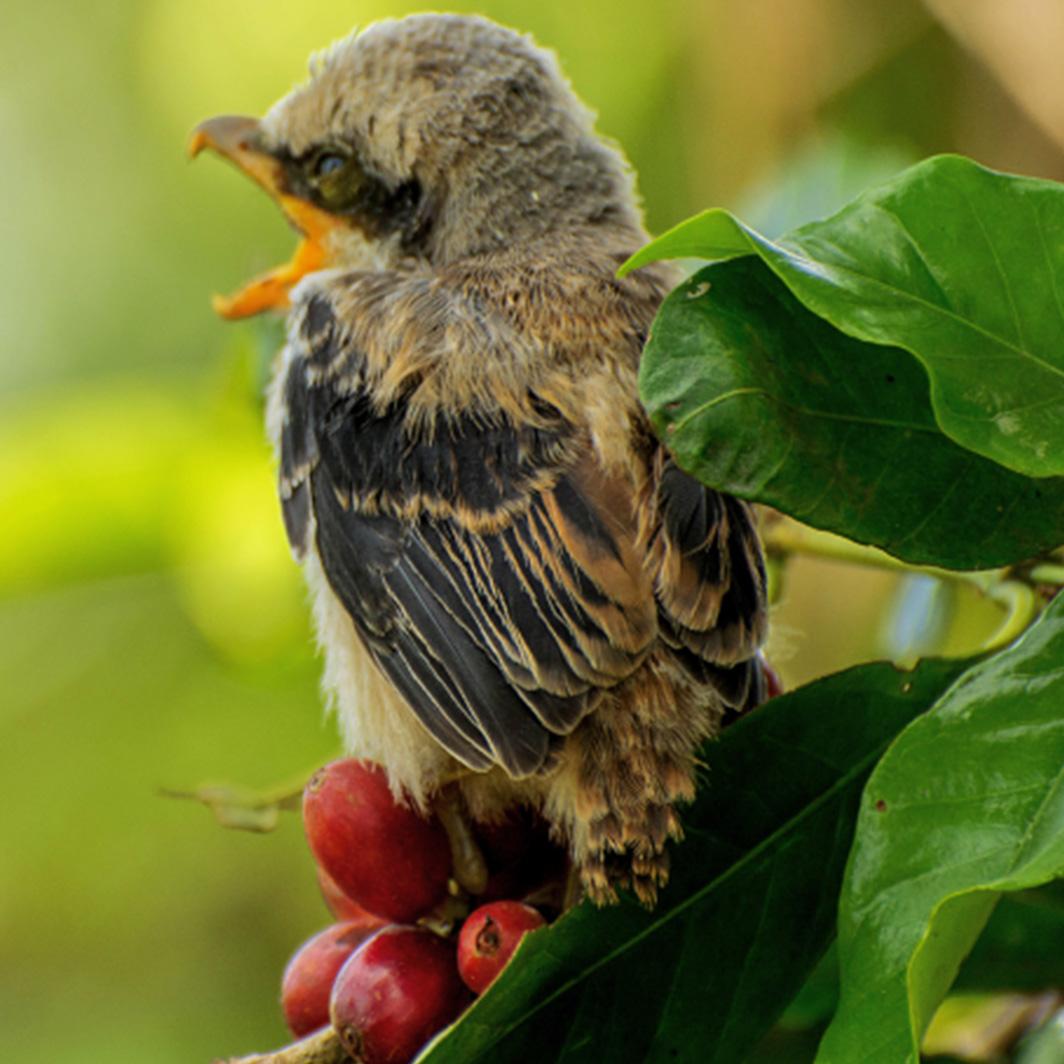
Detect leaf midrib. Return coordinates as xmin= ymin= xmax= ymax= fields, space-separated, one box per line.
xmin=667 ymin=385 xmax=942 ymax=439
xmin=435 ymin=733 xmax=902 ymax=1060
xmin=773 ymin=240 xmax=1064 ymax=386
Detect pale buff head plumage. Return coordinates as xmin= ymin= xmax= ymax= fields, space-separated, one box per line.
xmin=258 ymin=15 xmax=642 ymax=264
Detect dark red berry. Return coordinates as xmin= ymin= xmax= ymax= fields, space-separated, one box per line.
xmin=303 ymin=759 xmax=452 ymax=922
xmin=473 ymin=807 xmax=568 ymax=902
xmin=317 ymin=866 xmax=378 ymax=923
xmin=457 ymin=901 xmax=546 ymax=994
xmin=280 ymin=918 xmax=384 ymax=1037
xmin=330 ymin=925 xmax=470 ymax=1064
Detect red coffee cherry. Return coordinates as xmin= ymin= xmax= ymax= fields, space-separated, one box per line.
xmin=457 ymin=900 xmax=546 ymax=995
xmin=330 ymin=925 xmax=470 ymax=1064
xmin=280 ymin=918 xmax=383 ymax=1037
xmin=317 ymin=866 xmax=378 ymax=923
xmin=473 ymin=807 xmax=568 ymax=903
xmin=303 ymin=759 xmax=452 ymax=922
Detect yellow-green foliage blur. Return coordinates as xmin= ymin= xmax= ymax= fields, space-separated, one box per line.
xmin=3 ymin=2 xmax=1062 ymax=1061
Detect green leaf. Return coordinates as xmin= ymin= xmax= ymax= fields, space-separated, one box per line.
xmin=625 ymin=155 xmax=1064 ymax=478
xmin=639 ymin=257 xmax=1064 ymax=568
xmin=788 ymin=882 xmax=1064 ymax=1035
xmin=815 ymin=596 xmax=1064 ymax=1064
xmin=954 ymin=887 xmax=1064 ymax=992
xmin=421 ymin=657 xmax=972 ymax=1064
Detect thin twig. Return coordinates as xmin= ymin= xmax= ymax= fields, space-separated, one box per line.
xmin=216 ymin=1026 xmax=354 ymax=1064
xmin=762 ymin=519 xmax=1057 ymax=651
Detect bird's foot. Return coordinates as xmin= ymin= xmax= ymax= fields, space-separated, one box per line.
xmin=432 ymin=784 xmax=489 ymax=895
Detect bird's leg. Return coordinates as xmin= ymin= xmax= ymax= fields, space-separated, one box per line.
xmin=416 ymin=888 xmax=473 ymax=938
xmin=432 ymin=784 xmax=489 ymax=896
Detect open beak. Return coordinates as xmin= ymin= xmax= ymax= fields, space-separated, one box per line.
xmin=188 ymin=115 xmax=336 ymax=319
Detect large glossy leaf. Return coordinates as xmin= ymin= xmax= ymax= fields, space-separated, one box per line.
xmin=770 ymin=888 xmax=1064 ymax=1040
xmin=954 ymin=886 xmax=1064 ymax=992
xmin=421 ymin=657 xmax=972 ymax=1064
xmin=639 ymin=256 xmax=1064 ymax=568
xmin=624 ymin=155 xmax=1064 ymax=478
xmin=816 ymin=595 xmax=1064 ymax=1064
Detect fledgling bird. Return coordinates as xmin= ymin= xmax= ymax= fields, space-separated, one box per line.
xmin=190 ymin=14 xmax=767 ymax=905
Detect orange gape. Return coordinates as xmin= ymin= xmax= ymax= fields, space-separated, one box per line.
xmin=214 ymin=197 xmax=335 ymax=320
xmin=187 ymin=119 xmax=340 ymax=319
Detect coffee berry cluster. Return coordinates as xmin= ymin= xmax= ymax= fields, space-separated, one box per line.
xmin=279 ymin=759 xmax=562 ymax=1063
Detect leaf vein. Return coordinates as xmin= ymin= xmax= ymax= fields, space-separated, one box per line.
xmin=774 ymin=248 xmax=1064 ymax=384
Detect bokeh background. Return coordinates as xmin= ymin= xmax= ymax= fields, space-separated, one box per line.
xmin=3 ymin=2 xmax=1063 ymax=1061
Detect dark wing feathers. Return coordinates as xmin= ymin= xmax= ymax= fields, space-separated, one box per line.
xmin=279 ymin=296 xmax=765 ymax=776
xmin=312 ymin=470 xmax=552 ymax=774
xmin=652 ymin=458 xmax=767 ymax=675
xmin=278 ymin=352 xmax=320 ymax=557
xmin=311 ymin=463 xmax=641 ymax=776
xmin=280 ymin=308 xmax=659 ymax=775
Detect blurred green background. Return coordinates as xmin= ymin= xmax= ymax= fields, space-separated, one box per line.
xmin=3 ymin=2 xmax=1063 ymax=1061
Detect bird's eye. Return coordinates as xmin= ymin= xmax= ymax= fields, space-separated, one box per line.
xmin=312 ymin=152 xmax=347 ymax=179
xmin=300 ymin=148 xmax=364 ymax=212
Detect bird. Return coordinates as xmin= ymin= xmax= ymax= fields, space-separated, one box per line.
xmin=189 ymin=14 xmax=767 ymax=906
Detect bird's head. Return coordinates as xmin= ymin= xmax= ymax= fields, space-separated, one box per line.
xmin=189 ymin=14 xmax=640 ymax=319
